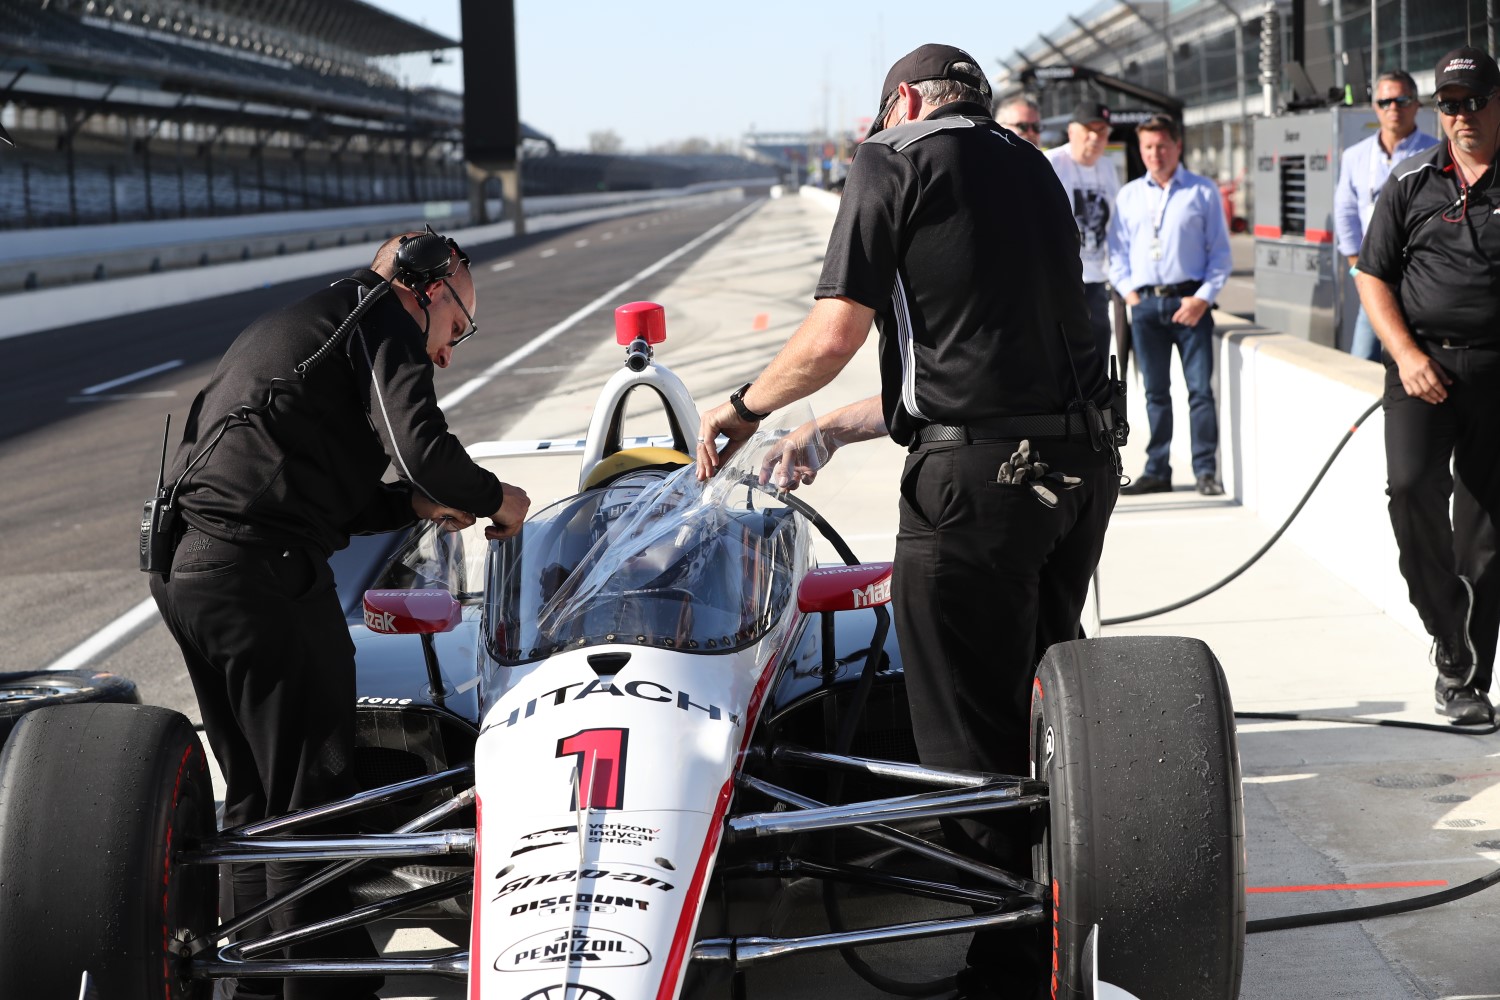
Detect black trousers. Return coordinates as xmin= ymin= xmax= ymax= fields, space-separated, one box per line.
xmin=149 ymin=526 xmax=382 ymax=1000
xmin=892 ymin=437 xmax=1118 ymax=988
xmin=1384 ymin=344 xmax=1500 ymax=689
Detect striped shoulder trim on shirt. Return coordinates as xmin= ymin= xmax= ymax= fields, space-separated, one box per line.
xmin=868 ymin=116 xmax=977 ymax=152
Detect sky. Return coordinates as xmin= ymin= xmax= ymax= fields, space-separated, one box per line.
xmin=364 ymin=0 xmax=1105 ymax=151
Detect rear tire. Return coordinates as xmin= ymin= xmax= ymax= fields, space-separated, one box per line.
xmin=0 ymin=669 xmax=140 ymax=746
xmin=1031 ymin=636 xmax=1244 ymax=1000
xmin=0 ymin=703 xmax=215 ymax=999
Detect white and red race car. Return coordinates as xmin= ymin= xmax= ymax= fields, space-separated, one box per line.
xmin=0 ymin=304 xmax=1244 ymax=1000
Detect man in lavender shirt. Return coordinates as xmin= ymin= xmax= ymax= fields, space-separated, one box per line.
xmin=1334 ymin=70 xmax=1438 ymax=361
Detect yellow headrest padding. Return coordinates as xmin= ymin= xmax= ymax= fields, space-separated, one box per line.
xmin=581 ymin=446 xmax=694 ymax=491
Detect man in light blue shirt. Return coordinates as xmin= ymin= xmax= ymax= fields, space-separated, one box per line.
xmin=1334 ymin=69 xmax=1439 ymax=361
xmin=1108 ymin=114 xmax=1234 ymax=496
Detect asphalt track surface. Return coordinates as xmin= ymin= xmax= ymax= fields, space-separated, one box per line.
xmin=0 ymin=198 xmax=756 ymax=718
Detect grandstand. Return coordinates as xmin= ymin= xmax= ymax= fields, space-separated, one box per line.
xmin=0 ymin=0 xmax=773 ymax=232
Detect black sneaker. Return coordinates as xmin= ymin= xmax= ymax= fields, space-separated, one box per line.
xmin=1435 ymin=678 xmax=1494 ymax=726
xmin=1196 ymin=474 xmax=1225 ymax=496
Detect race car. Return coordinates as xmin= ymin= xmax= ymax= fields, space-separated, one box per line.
xmin=0 ymin=303 xmax=1245 ymax=1000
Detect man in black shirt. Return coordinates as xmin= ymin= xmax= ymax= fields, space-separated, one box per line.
xmin=149 ymin=232 xmax=529 ymax=999
xmin=1356 ymin=46 xmax=1500 ymax=725
xmin=697 ymin=44 xmax=1119 ymax=999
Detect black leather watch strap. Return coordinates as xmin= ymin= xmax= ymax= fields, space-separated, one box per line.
xmin=729 ymin=382 xmax=771 ymax=422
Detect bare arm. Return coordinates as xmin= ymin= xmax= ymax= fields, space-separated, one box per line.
xmin=1354 ymin=270 xmax=1450 ymax=403
xmin=758 ymin=395 xmax=887 ymax=491
xmin=697 ymin=297 xmax=875 ymax=478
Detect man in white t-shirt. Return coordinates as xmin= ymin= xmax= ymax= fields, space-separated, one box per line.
xmin=1045 ymin=101 xmax=1122 ymax=364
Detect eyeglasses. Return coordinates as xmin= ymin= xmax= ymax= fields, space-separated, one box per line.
xmin=1375 ymin=95 xmax=1416 ymax=110
xmin=1002 ymin=121 xmax=1042 ymax=134
xmin=1437 ymin=90 xmax=1499 ymax=116
xmin=440 ymin=278 xmax=477 ymax=348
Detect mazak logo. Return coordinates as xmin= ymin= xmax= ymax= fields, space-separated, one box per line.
xmin=851 ymin=578 xmax=892 ymax=608
xmin=493 ymin=864 xmax=676 ymax=901
xmin=509 ymin=891 xmax=651 ymax=917
xmin=498 ymin=927 xmax=650 ymax=971
xmin=363 ymin=607 xmax=396 ymax=633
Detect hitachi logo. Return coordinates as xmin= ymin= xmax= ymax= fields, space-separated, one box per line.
xmin=485 ymin=678 xmax=740 ymax=731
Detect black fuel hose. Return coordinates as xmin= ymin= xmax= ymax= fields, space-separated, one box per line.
xmin=1247 ymin=864 xmax=1500 ymax=933
xmin=1102 ymin=399 xmax=1381 ymax=626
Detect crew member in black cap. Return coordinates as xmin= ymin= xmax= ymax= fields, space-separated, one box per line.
xmin=1045 ymin=101 xmax=1121 ymax=363
xmin=1356 ymin=46 xmax=1500 ymax=725
xmin=697 ymin=42 xmax=1122 ymax=999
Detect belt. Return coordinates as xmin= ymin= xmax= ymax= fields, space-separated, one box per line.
xmin=910 ymin=410 xmax=1115 ymax=448
xmin=1422 ymin=336 xmax=1500 ymax=350
xmin=1138 ymin=280 xmax=1201 ymax=298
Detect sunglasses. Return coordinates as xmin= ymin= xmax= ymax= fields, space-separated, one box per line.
xmin=440 ymin=278 xmax=478 ymax=348
xmin=1375 ymin=95 xmax=1416 ymax=110
xmin=1002 ymin=121 xmax=1042 ymax=134
xmin=1437 ymin=91 xmax=1498 ymax=115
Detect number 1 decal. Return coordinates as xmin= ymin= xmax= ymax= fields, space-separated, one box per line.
xmin=557 ymin=727 xmax=629 ymax=810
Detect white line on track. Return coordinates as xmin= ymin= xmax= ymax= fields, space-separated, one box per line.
xmin=539 ymin=248 xmax=559 ymax=258
xmin=45 ymin=597 xmax=160 ymax=671
xmin=81 ymin=359 xmax=183 ymax=395
xmin=69 ymin=390 xmax=176 ymax=403
xmin=574 ymin=239 xmax=590 ymax=248
xmin=438 ymin=198 xmax=761 ymax=411
xmin=601 ymin=232 xmax=614 ymax=240
xmin=49 ymin=199 xmax=764 ymax=673
xmin=490 ymin=260 xmax=515 ymax=272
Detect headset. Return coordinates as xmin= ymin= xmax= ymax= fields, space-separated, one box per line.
xmin=141 ymin=225 xmax=470 ymax=573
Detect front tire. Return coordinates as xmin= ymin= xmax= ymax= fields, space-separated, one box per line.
xmin=0 ymin=703 xmax=216 ymax=999
xmin=1031 ymin=637 xmax=1245 ymax=1000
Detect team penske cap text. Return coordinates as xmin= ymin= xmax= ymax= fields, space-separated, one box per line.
xmin=1434 ymin=46 xmax=1500 ymax=94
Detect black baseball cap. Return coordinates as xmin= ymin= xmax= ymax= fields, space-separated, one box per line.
xmin=1434 ymin=46 xmax=1500 ymax=94
xmin=1069 ymin=101 xmax=1112 ymax=125
xmin=870 ymin=43 xmax=991 ymax=137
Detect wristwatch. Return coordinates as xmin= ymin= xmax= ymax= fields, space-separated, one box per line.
xmin=729 ymin=382 xmax=771 ymax=423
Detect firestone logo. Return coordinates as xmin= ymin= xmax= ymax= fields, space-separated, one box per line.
xmin=851 ymin=578 xmax=892 ymax=608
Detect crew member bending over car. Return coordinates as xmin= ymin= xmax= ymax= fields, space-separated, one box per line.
xmin=149 ymin=232 xmax=529 ymax=1000
xmin=698 ymin=43 xmax=1121 ymax=1000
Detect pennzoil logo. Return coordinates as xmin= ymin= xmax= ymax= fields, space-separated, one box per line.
xmin=851 ymin=578 xmax=891 ymax=608
xmin=493 ymin=864 xmax=675 ymax=901
xmin=499 ymin=927 xmax=650 ymax=971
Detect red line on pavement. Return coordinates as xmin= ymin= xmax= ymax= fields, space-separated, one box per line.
xmin=1248 ymin=880 xmax=1447 ymax=894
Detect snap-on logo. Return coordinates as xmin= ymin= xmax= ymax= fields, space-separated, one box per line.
xmin=851 ymin=579 xmax=891 ymax=608
xmin=363 ymin=608 xmax=396 ymax=633
xmin=498 ymin=926 xmax=650 ymax=971
xmin=492 ymin=864 xmax=676 ymax=901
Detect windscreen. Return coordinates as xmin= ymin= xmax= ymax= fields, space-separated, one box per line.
xmin=484 ymin=411 xmax=825 ymax=664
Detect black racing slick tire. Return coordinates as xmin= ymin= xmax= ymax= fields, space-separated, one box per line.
xmin=0 ymin=668 xmax=140 ymax=746
xmin=0 ymin=703 xmax=216 ymax=1000
xmin=1031 ymin=636 xmax=1245 ymax=1000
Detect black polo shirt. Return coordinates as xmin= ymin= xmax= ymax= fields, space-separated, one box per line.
xmin=1359 ymin=141 xmax=1500 ymax=344
xmin=815 ymin=101 xmax=1104 ymax=446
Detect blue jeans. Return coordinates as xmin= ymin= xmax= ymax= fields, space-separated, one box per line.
xmin=1131 ymin=294 xmax=1218 ymax=480
xmin=1350 ymin=305 xmax=1382 ymax=362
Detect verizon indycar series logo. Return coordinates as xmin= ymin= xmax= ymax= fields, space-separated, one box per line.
xmin=493 ymin=864 xmax=676 ymax=902
xmin=509 ymin=891 xmax=651 ymax=917
xmin=498 ymin=927 xmax=650 ymax=971
xmin=511 ymin=822 xmax=660 ymax=859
